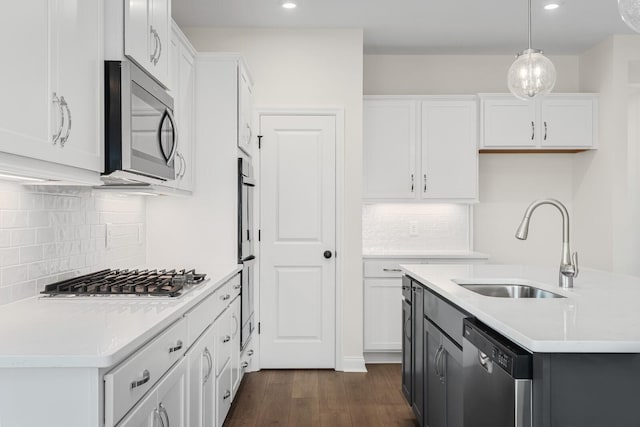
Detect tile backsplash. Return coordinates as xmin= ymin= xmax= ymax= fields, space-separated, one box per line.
xmin=0 ymin=182 xmax=146 ymax=305
xmin=363 ymin=203 xmax=471 ymax=253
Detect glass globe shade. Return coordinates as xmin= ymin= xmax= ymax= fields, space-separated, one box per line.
xmin=507 ymin=49 xmax=557 ymax=100
xmin=619 ymin=0 xmax=640 ymax=33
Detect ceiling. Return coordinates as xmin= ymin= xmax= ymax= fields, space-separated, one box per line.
xmin=172 ymin=0 xmax=634 ymax=55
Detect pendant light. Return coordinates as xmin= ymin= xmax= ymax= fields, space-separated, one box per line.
xmin=619 ymin=0 xmax=640 ymax=32
xmin=507 ymin=0 xmax=557 ymax=100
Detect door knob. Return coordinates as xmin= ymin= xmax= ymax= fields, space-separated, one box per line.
xmin=323 ymin=250 xmax=333 ymax=259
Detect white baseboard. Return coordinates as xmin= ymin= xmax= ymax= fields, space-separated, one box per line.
xmin=364 ymin=351 xmax=402 ymax=364
xmin=340 ymin=356 xmax=367 ymax=372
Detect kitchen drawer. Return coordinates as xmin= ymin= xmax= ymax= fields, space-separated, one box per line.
xmin=216 ymin=278 xmax=235 ymax=315
xmin=216 ymin=362 xmax=233 ymax=427
xmin=214 ymin=309 xmax=232 ymax=377
xmin=423 ymin=287 xmax=468 ymax=347
xmin=228 ymin=273 xmax=242 ymax=299
xmin=186 ymin=292 xmax=218 ymax=348
xmin=364 ymin=260 xmax=426 ymax=278
xmin=105 ymin=317 xmax=187 ymax=426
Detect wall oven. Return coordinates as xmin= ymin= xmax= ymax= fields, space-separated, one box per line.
xmin=103 ymin=60 xmax=178 ymax=185
xmin=238 ymin=157 xmax=256 ymax=350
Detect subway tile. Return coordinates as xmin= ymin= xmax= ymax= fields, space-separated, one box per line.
xmin=20 ymin=193 xmax=43 ymax=210
xmin=0 ymin=191 xmax=21 ymax=209
xmin=0 ymin=248 xmax=19 ymax=267
xmin=36 ymin=228 xmax=55 ymax=244
xmin=10 ymin=229 xmax=35 ymax=246
xmin=2 ymin=265 xmax=28 ymax=286
xmin=28 ymin=211 xmax=49 ymax=227
xmin=27 ymin=261 xmax=49 ymax=281
xmin=20 ymin=245 xmax=43 ymax=264
xmin=0 ymin=231 xmax=10 ymax=248
xmin=2 ymin=211 xmax=28 ymax=228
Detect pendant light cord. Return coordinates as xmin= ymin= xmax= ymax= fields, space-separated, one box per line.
xmin=528 ymin=0 xmax=532 ymax=49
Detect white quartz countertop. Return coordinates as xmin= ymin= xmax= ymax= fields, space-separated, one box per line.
xmin=0 ymin=264 xmax=242 ymax=368
xmin=401 ymin=264 xmax=640 ymax=353
xmin=363 ymin=250 xmax=490 ymax=259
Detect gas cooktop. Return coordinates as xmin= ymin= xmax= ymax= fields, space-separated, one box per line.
xmin=40 ymin=269 xmax=207 ymax=298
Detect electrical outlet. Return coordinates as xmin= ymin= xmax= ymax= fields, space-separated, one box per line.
xmin=409 ymin=221 xmax=419 ymax=237
xmin=105 ymin=223 xmax=113 ymax=249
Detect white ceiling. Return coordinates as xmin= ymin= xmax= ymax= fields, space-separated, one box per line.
xmin=172 ymin=0 xmax=635 ymax=55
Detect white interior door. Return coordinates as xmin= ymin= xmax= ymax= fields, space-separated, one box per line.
xmin=260 ymin=114 xmax=336 ymax=369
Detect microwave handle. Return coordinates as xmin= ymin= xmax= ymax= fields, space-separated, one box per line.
xmin=164 ymin=109 xmax=179 ymax=165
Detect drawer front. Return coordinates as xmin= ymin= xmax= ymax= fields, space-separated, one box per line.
xmin=186 ymin=292 xmax=218 ymax=348
xmin=423 ymin=288 xmax=468 ymax=347
xmin=364 ymin=261 xmax=419 ymax=278
xmin=214 ymin=309 xmax=232 ymax=377
xmin=105 ymin=318 xmax=187 ymax=425
xmin=228 ymin=273 xmax=241 ymax=300
xmin=216 ymin=363 xmax=233 ymax=427
xmin=215 ymin=280 xmax=234 ymax=317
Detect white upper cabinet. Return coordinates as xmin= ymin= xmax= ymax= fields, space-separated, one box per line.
xmin=0 ymin=0 xmax=104 ymax=174
xmin=363 ymin=97 xmax=478 ymax=202
xmin=238 ymin=64 xmax=254 ymax=156
xmin=421 ymin=100 xmax=478 ymax=200
xmin=480 ymin=94 xmax=598 ymax=150
xmin=168 ymin=22 xmax=196 ymax=192
xmin=106 ymin=0 xmax=171 ymax=88
xmin=363 ymin=100 xmax=417 ymax=199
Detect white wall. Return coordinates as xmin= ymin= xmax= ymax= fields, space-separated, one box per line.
xmin=576 ymin=35 xmax=640 ymax=274
xmin=0 ymin=183 xmax=146 ymax=305
xmin=184 ymin=28 xmax=365 ymax=369
xmin=364 ymin=54 xmax=582 ymax=266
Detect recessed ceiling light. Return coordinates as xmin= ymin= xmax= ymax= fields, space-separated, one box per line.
xmin=281 ymin=0 xmax=297 ymax=9
xmin=543 ymin=0 xmax=563 ymax=10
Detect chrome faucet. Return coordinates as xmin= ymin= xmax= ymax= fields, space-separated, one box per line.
xmin=515 ymin=199 xmax=579 ymax=288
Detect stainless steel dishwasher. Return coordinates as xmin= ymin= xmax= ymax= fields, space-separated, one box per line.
xmin=462 ymin=318 xmax=533 ymax=427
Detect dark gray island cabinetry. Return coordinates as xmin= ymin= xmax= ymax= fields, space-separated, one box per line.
xmin=402 ymin=267 xmax=640 ymax=427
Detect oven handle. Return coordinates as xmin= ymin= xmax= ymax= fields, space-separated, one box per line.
xmin=164 ymin=108 xmax=178 ymax=165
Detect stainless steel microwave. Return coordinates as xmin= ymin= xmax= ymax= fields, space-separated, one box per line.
xmin=103 ymin=61 xmax=177 ymax=185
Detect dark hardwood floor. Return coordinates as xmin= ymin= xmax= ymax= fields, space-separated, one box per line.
xmin=224 ymin=364 xmax=419 ymax=427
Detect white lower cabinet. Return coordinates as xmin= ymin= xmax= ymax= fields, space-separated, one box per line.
xmin=187 ymin=326 xmax=215 ymax=427
xmin=118 ymin=356 xmax=187 ymax=427
xmin=230 ymin=297 xmax=242 ymax=398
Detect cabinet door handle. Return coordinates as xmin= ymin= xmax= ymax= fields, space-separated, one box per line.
xmin=51 ymin=93 xmax=65 ymax=145
xmin=423 ymin=174 xmax=427 ymax=193
xmin=154 ymin=409 xmax=164 ymax=427
xmin=130 ymin=369 xmax=150 ymax=389
xmin=155 ymin=30 xmax=162 ymax=65
xmin=434 ymin=345 xmax=443 ymax=378
xmin=246 ymin=123 xmax=252 ymax=144
xmin=60 ymin=96 xmax=72 ymax=147
xmin=150 ymin=26 xmax=159 ymax=63
xmin=223 ymin=335 xmax=231 ymax=343
xmin=404 ymin=316 xmax=411 ymax=340
xmin=232 ymin=313 xmax=239 ymax=337
xmin=438 ymin=346 xmax=446 ymax=383
xmin=410 ymin=174 xmax=414 ymax=192
xmin=544 ymin=121 xmax=548 ymax=141
xmin=159 ymin=403 xmax=170 ymax=427
xmin=383 ymin=268 xmax=402 ymax=272
xmin=168 ymin=340 xmax=183 ymax=353
xmin=203 ymin=347 xmax=213 ymax=383
xmin=531 ymin=121 xmax=535 ymax=141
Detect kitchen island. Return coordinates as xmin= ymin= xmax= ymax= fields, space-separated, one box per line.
xmin=401 ymin=264 xmax=640 ymax=427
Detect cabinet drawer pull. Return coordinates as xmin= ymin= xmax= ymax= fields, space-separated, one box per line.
xmin=150 ymin=26 xmax=159 ymax=63
xmin=221 ymin=294 xmax=231 ymax=301
xmin=203 ymin=347 xmax=213 ymax=383
xmin=223 ymin=390 xmax=231 ymax=400
xmin=241 ymin=361 xmax=249 ymax=369
xmin=383 ymin=268 xmax=402 ymax=272
xmin=544 ymin=121 xmax=548 ymax=141
xmin=59 ymin=96 xmax=72 ymax=147
xmin=234 ymin=283 xmax=242 ymax=290
xmin=131 ymin=369 xmax=150 ymax=389
xmin=168 ymin=340 xmax=183 ymax=353
xmin=423 ymin=174 xmax=427 ymax=193
xmin=247 ymin=349 xmax=254 ymax=356
xmin=222 ymin=335 xmax=231 ymax=343
xmin=410 ymin=173 xmax=415 ymax=192
xmin=52 ymin=92 xmax=65 ymax=145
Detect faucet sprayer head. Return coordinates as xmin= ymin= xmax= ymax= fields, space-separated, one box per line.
xmin=515 ymin=217 xmax=530 ymax=240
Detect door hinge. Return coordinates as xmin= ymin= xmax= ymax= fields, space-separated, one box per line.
xmin=257 ymin=135 xmax=263 ymax=149
xmin=258 ymin=229 xmax=261 ymax=242
xmin=258 ymin=322 xmax=261 ymax=334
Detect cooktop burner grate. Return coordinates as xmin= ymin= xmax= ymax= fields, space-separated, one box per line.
xmin=41 ymin=269 xmax=207 ymax=298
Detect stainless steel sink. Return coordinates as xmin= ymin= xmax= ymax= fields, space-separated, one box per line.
xmin=456 ymin=283 xmax=565 ymax=299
